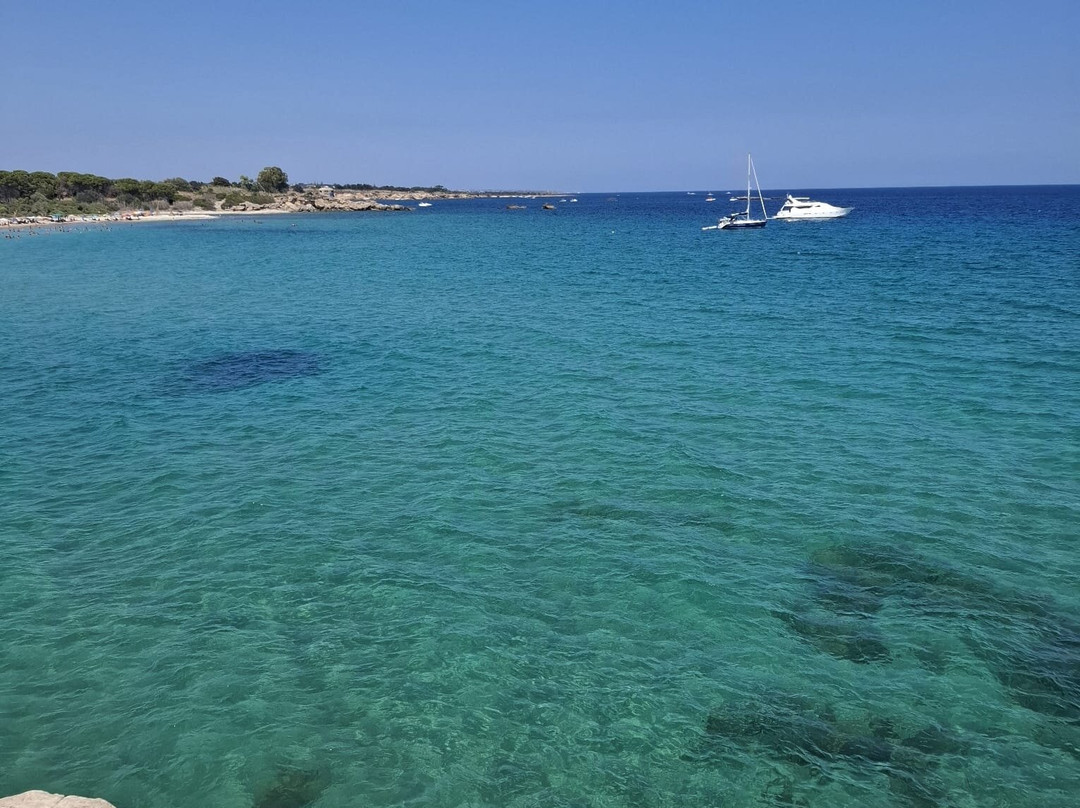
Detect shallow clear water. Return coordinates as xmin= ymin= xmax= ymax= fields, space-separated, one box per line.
xmin=2 ymin=187 xmax=1079 ymax=807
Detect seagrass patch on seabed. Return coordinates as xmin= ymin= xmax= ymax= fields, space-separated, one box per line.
xmin=179 ymin=349 xmax=322 ymax=393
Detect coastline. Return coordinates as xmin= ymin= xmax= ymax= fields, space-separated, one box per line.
xmin=1 ymin=188 xmax=567 ymax=234
xmin=2 ymin=211 xmax=221 ymax=233
xmin=1 ymin=199 xmax=391 ymax=234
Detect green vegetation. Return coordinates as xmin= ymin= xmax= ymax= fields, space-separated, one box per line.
xmin=327 ymin=182 xmax=450 ymax=193
xmin=0 ymin=169 xmax=191 ymax=216
xmin=219 ymin=191 xmax=246 ymax=209
xmin=257 ymin=166 xmax=289 ymax=193
xmin=1 ymin=165 xmax=474 ymax=218
xmin=0 ymin=166 xmax=302 ymax=216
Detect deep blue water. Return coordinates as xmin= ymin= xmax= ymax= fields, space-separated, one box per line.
xmin=2 ymin=186 xmax=1079 ymax=808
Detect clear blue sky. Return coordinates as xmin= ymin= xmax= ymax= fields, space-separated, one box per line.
xmin=5 ymin=1 xmax=1078 ymax=191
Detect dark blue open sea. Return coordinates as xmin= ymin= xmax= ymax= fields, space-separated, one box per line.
xmin=2 ymin=187 xmax=1078 ymax=808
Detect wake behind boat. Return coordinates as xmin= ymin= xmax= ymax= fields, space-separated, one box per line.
xmin=773 ymin=194 xmax=851 ymax=220
xmin=703 ymin=154 xmax=768 ymax=231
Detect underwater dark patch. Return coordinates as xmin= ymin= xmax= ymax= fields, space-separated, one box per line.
xmin=987 ymin=634 xmax=1080 ymax=722
xmin=810 ymin=543 xmax=1080 ymax=727
xmin=899 ymin=723 xmax=969 ymax=758
xmin=182 ymin=349 xmax=322 ymax=393
xmin=252 ymin=765 xmax=330 ymax=808
xmin=695 ymin=701 xmax=955 ymax=808
xmin=808 ymin=543 xmax=1057 ymax=622
xmin=803 ymin=562 xmax=886 ymax=616
xmin=774 ymin=608 xmax=891 ymax=664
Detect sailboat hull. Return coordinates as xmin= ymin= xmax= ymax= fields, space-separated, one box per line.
xmin=718 ymin=218 xmax=767 ymax=229
xmin=704 ymin=153 xmax=769 ymax=232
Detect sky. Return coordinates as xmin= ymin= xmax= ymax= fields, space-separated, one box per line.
xmin=4 ymin=1 xmax=1078 ymax=191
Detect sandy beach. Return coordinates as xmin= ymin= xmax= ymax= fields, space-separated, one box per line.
xmin=0 ymin=208 xmax=294 ymax=235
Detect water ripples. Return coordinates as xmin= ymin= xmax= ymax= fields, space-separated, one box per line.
xmin=1 ymin=190 xmax=1079 ymax=806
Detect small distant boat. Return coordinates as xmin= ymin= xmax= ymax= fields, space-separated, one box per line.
xmin=705 ymin=195 xmax=716 ymax=202
xmin=773 ymin=194 xmax=851 ymax=220
xmin=570 ymin=198 xmax=578 ymax=203
xmin=542 ymin=203 xmax=556 ymax=210
xmin=417 ymin=202 xmax=432 ymax=207
xmin=703 ymin=154 xmax=768 ymax=231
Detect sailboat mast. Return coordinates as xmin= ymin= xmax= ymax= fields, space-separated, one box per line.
xmin=750 ymin=157 xmax=767 ymax=220
xmin=745 ymin=154 xmax=751 ymax=218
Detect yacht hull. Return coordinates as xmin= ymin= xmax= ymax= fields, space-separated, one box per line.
xmin=774 ymin=208 xmax=851 ymax=220
xmin=774 ymin=195 xmax=852 ymax=220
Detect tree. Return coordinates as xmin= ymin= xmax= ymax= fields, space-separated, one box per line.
xmin=29 ymin=171 xmax=59 ymax=198
xmin=0 ymin=170 xmax=33 ymax=201
xmin=211 ymin=176 xmax=231 ymax=187
xmin=113 ymin=178 xmax=143 ymax=196
xmin=150 ymin=182 xmax=180 ymax=203
xmin=256 ymin=166 xmax=289 ymax=193
xmin=163 ymin=177 xmax=192 ymax=192
xmin=56 ymin=172 xmax=110 ymax=197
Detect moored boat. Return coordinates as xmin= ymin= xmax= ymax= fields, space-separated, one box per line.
xmin=703 ymin=154 xmax=768 ymax=231
xmin=773 ymin=194 xmax=851 ymax=220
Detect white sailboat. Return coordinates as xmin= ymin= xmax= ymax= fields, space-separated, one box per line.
xmin=703 ymin=154 xmax=768 ymax=230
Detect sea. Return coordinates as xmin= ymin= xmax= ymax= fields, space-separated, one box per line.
xmin=1 ymin=186 xmax=1078 ymax=808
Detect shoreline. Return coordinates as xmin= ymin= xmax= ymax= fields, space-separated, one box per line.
xmin=1 ymin=205 xmax=387 ymax=234
xmin=0 ymin=190 xmax=570 ymax=234
xmin=2 ymin=211 xmax=221 ymax=233
xmin=1 ymin=185 xmax=570 ymax=233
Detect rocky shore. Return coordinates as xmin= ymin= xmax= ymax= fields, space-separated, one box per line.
xmin=0 ymin=792 xmax=114 ymax=808
xmin=226 ymin=188 xmax=412 ymax=213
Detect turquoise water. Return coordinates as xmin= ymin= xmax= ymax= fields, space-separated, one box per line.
xmin=2 ymin=188 xmax=1078 ymax=808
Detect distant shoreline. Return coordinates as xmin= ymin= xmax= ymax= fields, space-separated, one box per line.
xmin=1 ymin=208 xmax=274 ymax=233
xmin=0 ymin=189 xmax=573 ymax=234
xmin=0 ymin=188 xmax=570 ymax=233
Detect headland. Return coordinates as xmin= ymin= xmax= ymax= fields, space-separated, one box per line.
xmin=0 ymin=166 xmax=561 ymax=231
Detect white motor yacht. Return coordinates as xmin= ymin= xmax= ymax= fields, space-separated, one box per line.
xmin=774 ymin=194 xmax=851 ymax=220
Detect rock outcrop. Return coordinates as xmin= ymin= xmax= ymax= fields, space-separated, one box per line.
xmin=0 ymin=792 xmax=115 ymax=808
xmin=224 ymin=191 xmax=411 ymax=213
xmin=281 ymin=193 xmax=410 ymax=213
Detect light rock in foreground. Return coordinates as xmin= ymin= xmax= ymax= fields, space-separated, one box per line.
xmin=0 ymin=792 xmax=115 ymax=808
